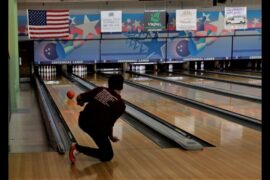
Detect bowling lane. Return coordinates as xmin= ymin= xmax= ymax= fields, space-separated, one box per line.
xmin=125 ymin=73 xmax=261 ymax=120
xmin=181 ymin=70 xmax=261 ymax=86
xmin=145 ymin=71 xmax=261 ymax=100
xmin=85 ymin=73 xmax=260 ymax=148
xmin=43 ymin=76 xmax=160 ymax=150
xmin=204 ymin=69 xmax=261 ymax=77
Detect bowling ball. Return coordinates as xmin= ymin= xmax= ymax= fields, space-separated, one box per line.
xmin=176 ymin=39 xmax=190 ymax=57
xmin=43 ymin=43 xmax=58 ymax=60
xmin=66 ymin=90 xmax=75 ymax=99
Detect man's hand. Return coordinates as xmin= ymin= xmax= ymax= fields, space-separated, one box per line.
xmin=76 ymin=95 xmax=84 ymax=106
xmin=109 ymin=136 xmax=120 ymax=143
xmin=77 ymin=101 xmax=84 ymax=106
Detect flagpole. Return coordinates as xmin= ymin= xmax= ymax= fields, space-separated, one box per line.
xmin=26 ymin=9 xmax=30 ymax=39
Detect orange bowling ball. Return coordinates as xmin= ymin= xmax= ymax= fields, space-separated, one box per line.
xmin=66 ymin=90 xmax=75 ymax=99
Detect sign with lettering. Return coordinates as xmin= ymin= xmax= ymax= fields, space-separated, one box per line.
xmin=144 ymin=10 xmax=166 ymax=32
xmin=101 ymin=11 xmax=122 ymax=32
xmin=225 ymin=7 xmax=247 ymax=30
xmin=176 ymin=9 xmax=197 ymax=31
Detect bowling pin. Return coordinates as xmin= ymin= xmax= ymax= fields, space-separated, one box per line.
xmin=169 ymin=64 xmax=173 ymax=72
xmin=201 ymin=61 xmax=204 ymax=70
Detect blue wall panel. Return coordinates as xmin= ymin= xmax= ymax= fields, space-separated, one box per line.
xmin=100 ymin=38 xmax=166 ymax=63
xmin=34 ymin=40 xmax=100 ymax=64
xmin=233 ymin=36 xmax=261 ymax=59
xmin=167 ymin=36 xmax=232 ymax=61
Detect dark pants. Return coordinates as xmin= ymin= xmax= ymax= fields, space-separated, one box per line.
xmin=76 ymin=129 xmax=114 ymax=162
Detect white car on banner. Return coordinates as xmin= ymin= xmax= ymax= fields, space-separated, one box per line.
xmin=226 ymin=16 xmax=246 ymax=24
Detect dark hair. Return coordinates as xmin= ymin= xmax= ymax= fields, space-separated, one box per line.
xmin=108 ymin=74 xmax=124 ymax=90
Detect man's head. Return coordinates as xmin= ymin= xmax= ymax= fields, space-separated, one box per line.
xmin=108 ymin=74 xmax=124 ymax=91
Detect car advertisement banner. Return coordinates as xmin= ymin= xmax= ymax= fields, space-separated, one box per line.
xmin=144 ymin=10 xmax=166 ymax=32
xmin=225 ymin=7 xmax=247 ymax=30
xmin=176 ymin=9 xmax=197 ymax=31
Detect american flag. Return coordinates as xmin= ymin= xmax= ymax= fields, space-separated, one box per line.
xmin=27 ymin=9 xmax=70 ymax=39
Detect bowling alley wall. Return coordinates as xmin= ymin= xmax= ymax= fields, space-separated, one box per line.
xmin=17 ymin=1 xmax=261 ymax=65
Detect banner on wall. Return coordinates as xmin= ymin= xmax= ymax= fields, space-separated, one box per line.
xmin=176 ymin=9 xmax=197 ymax=31
xmin=225 ymin=7 xmax=247 ymax=30
xmin=166 ymin=36 xmax=232 ymax=61
xmin=232 ymin=36 xmax=261 ymax=59
xmin=34 ymin=40 xmax=100 ymax=64
xmin=144 ymin=10 xmax=166 ymax=32
xmin=101 ymin=38 xmax=166 ymax=63
xmin=101 ymin=11 xmax=122 ymax=33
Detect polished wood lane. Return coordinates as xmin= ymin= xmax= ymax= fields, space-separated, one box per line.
xmin=207 ymin=69 xmax=262 ymax=77
xmin=126 ymin=73 xmax=261 ymax=120
xmin=86 ymin=74 xmax=261 ymax=147
xmin=44 ymin=76 xmax=159 ymax=150
xmin=182 ymin=70 xmax=261 ymax=86
xmin=8 ymin=74 xmax=261 ymax=179
xmin=149 ymin=71 xmax=261 ymax=98
xmin=9 ymin=144 xmax=260 ymax=179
